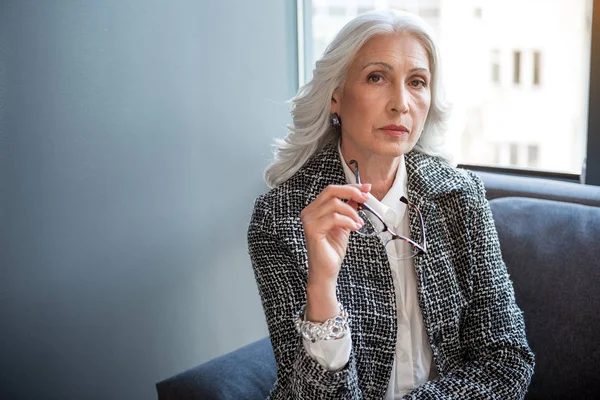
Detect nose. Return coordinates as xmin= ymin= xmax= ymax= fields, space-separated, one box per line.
xmin=389 ymin=83 xmax=409 ymax=114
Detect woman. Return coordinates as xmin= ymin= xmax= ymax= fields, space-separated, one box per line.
xmin=248 ymin=10 xmax=534 ymax=400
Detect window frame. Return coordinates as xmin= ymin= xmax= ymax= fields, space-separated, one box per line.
xmin=586 ymin=0 xmax=600 ymax=185
xmin=296 ymin=0 xmax=600 ymax=186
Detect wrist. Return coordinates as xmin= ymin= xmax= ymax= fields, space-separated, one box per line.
xmin=306 ymin=283 xmax=339 ymax=322
xmin=296 ymin=302 xmax=348 ymax=343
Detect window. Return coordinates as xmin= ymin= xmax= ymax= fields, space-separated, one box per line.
xmin=509 ymin=143 xmax=519 ymax=165
xmin=527 ymin=145 xmax=540 ymax=167
xmin=495 ymin=143 xmax=539 ymax=168
xmin=492 ymin=50 xmax=501 ymax=84
xmin=303 ymin=0 xmax=594 ymax=177
xmin=533 ymin=51 xmax=541 ymax=86
xmin=513 ymin=51 xmax=521 ymax=84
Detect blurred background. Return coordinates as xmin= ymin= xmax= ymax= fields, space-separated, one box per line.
xmin=1 ymin=1 xmax=296 ymax=399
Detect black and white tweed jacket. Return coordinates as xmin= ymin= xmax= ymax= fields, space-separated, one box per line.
xmin=248 ymin=141 xmax=535 ymax=400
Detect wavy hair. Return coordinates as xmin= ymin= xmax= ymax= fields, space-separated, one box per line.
xmin=265 ymin=9 xmax=452 ymax=187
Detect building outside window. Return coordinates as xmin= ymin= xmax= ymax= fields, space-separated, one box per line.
xmin=528 ymin=144 xmax=540 ymax=167
xmin=510 ymin=143 xmax=519 ymax=165
xmin=533 ymin=51 xmax=541 ymax=86
xmin=307 ymin=0 xmax=593 ymax=174
xmin=513 ymin=50 xmax=521 ymax=84
xmin=492 ymin=50 xmax=501 ymax=84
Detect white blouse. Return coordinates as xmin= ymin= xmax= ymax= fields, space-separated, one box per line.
xmin=303 ymin=144 xmax=437 ymax=398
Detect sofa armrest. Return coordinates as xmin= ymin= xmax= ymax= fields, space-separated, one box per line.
xmin=490 ymin=197 xmax=600 ymax=399
xmin=156 ymin=337 xmax=276 ymax=400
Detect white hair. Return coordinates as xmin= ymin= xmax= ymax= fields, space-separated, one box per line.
xmin=264 ymin=9 xmax=452 ymax=188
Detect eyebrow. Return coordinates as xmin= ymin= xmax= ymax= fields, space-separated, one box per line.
xmin=362 ymin=62 xmax=430 ymax=75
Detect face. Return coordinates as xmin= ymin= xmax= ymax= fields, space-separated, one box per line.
xmin=331 ymin=33 xmax=432 ymax=160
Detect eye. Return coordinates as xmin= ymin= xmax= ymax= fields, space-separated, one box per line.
xmin=367 ymin=73 xmax=384 ymax=83
xmin=409 ymin=78 xmax=428 ymax=88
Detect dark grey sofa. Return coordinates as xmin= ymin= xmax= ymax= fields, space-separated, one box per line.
xmin=156 ymin=172 xmax=600 ymax=400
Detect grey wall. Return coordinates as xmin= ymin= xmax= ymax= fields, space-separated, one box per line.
xmin=0 ymin=1 xmax=297 ymax=399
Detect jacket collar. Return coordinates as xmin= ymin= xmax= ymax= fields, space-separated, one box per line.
xmin=300 ymin=140 xmax=461 ymax=205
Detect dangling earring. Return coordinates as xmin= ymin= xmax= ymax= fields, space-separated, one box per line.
xmin=330 ymin=113 xmax=341 ymax=131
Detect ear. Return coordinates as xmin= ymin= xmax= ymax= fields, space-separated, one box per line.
xmin=330 ymin=88 xmax=341 ymax=114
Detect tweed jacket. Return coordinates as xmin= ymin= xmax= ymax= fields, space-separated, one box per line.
xmin=248 ymin=141 xmax=535 ymax=400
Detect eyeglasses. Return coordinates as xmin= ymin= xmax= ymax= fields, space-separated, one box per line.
xmin=349 ymin=159 xmax=427 ymax=260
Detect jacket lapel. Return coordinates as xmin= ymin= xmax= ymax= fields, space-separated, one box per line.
xmin=405 ymin=150 xmax=472 ymax=374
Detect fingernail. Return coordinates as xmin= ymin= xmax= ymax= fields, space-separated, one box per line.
xmin=362 ymin=183 xmax=371 ymax=191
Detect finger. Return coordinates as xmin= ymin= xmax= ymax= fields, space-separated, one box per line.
xmin=304 ymin=198 xmax=363 ymax=226
xmin=315 ymin=184 xmax=371 ymax=206
xmin=348 ymin=200 xmax=359 ymax=211
xmin=315 ymin=212 xmax=363 ymax=233
xmin=302 ymin=184 xmax=370 ymax=225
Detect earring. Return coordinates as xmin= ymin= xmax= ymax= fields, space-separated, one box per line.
xmin=330 ymin=113 xmax=341 ymax=130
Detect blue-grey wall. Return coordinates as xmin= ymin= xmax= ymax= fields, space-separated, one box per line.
xmin=0 ymin=1 xmax=297 ymax=399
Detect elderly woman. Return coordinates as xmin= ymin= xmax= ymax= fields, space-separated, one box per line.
xmin=248 ymin=9 xmax=534 ymax=400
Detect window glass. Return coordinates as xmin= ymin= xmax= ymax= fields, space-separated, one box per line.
xmin=513 ymin=51 xmax=521 ymax=85
xmin=533 ymin=51 xmax=541 ymax=86
xmin=309 ymin=0 xmax=593 ymax=174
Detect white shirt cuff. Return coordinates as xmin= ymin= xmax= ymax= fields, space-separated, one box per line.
xmin=302 ymin=327 xmax=352 ymax=372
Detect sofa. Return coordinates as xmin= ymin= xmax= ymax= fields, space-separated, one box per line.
xmin=156 ymin=171 xmax=600 ymax=400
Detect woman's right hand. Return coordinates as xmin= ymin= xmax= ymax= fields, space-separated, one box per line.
xmin=300 ymin=183 xmax=371 ymax=321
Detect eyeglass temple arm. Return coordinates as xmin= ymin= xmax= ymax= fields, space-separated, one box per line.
xmin=400 ymin=196 xmax=427 ymax=252
xmin=349 ymin=159 xmax=360 ymax=184
xmin=348 ymin=160 xmax=392 ymax=234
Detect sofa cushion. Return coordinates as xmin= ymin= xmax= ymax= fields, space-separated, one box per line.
xmin=478 ymin=171 xmax=600 ymax=207
xmin=156 ymin=337 xmax=276 ymax=400
xmin=490 ymin=197 xmax=600 ymax=399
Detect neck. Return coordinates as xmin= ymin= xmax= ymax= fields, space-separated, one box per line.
xmin=340 ymin=145 xmax=400 ymax=202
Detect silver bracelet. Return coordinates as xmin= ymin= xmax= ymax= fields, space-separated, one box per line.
xmin=295 ymin=303 xmax=349 ymax=343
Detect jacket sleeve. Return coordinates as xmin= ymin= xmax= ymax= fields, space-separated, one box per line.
xmin=402 ymin=172 xmax=535 ymax=400
xmin=247 ymin=195 xmax=363 ymax=400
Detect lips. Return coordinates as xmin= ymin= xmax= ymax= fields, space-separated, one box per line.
xmin=380 ymin=124 xmax=409 ymax=132
xmin=380 ymin=124 xmax=410 ymax=138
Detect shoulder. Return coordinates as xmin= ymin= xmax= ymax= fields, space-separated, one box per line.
xmin=251 ymin=142 xmax=345 ymax=232
xmin=438 ymin=161 xmax=486 ymax=205
xmin=406 ymin=150 xmax=487 ymax=207
xmin=461 ymin=169 xmax=487 ymax=206
xmin=249 ymin=172 xmax=312 ymax=235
